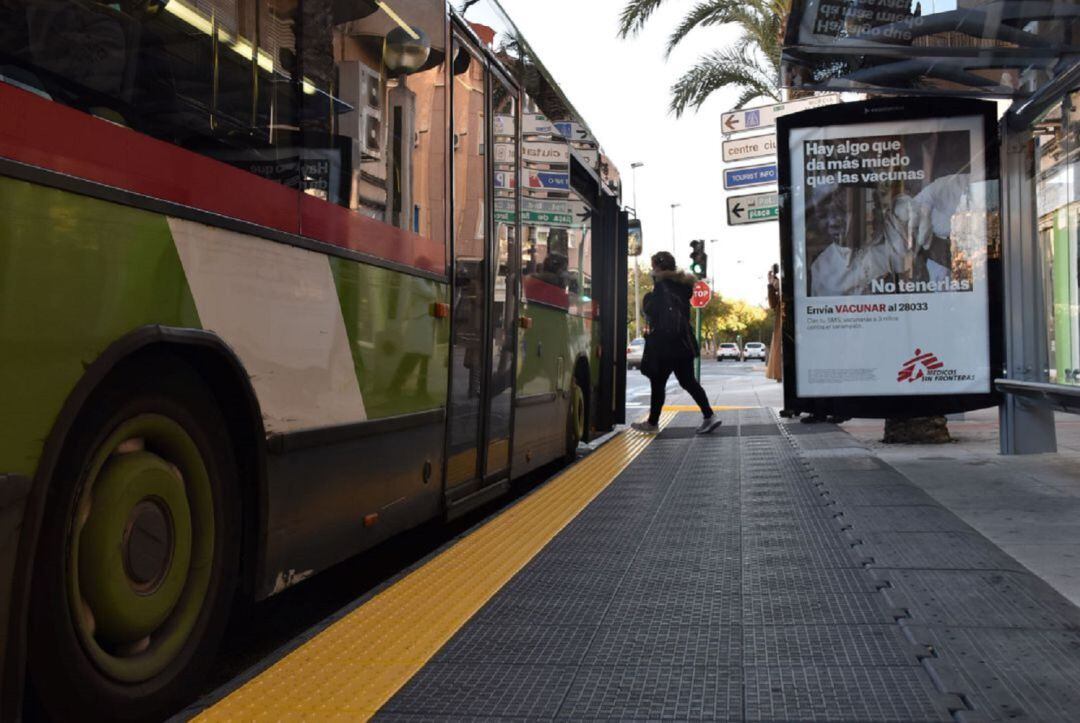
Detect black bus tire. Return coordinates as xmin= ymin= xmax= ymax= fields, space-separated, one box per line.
xmin=28 ymin=356 xmax=240 ymax=722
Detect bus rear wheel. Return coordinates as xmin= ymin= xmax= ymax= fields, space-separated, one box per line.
xmin=29 ymin=359 xmax=240 ymax=721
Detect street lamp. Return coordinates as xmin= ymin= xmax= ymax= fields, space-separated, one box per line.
xmin=670 ymin=202 xmax=681 ymax=254
xmin=630 ymin=162 xmax=645 ymax=339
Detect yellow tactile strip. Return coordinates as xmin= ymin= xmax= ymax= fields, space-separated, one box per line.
xmin=198 ymin=412 xmax=676 ymax=721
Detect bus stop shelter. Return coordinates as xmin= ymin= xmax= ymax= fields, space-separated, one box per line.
xmin=781 ymin=0 xmax=1080 ymax=454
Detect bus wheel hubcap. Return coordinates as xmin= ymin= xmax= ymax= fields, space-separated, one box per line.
xmin=69 ymin=414 xmax=215 ymax=683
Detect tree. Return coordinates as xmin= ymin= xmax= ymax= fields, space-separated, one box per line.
xmin=617 ymin=0 xmax=790 ymax=116
xmin=619 ymin=0 xmax=947 ymax=442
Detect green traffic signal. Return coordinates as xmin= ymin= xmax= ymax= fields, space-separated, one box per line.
xmin=689 ymin=239 xmax=708 ymax=280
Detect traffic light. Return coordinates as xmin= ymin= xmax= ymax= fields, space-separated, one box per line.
xmin=690 ymin=239 xmax=708 ymax=279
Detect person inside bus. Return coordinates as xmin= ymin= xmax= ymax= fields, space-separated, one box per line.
xmin=632 ymin=251 xmax=723 ymax=436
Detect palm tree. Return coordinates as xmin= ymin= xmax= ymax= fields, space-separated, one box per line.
xmin=617 ymin=0 xmax=790 ymax=116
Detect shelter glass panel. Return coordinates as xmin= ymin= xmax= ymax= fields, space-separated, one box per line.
xmin=1034 ymin=90 xmax=1080 ymax=385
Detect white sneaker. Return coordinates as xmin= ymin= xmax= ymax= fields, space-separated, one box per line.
xmin=631 ymin=421 xmax=659 ymax=434
xmin=696 ymin=417 xmax=723 ymax=435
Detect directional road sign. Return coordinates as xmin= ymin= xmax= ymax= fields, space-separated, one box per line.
xmin=723 ymin=163 xmax=778 ymax=191
xmin=691 ymin=280 xmax=712 ymax=309
xmin=722 ymin=134 xmax=776 ymax=163
xmin=727 ymin=192 xmax=779 ymax=226
xmin=721 ymin=94 xmax=840 ymax=134
xmin=522 ymin=141 xmax=569 ymax=165
xmin=522 ymin=169 xmax=569 ymax=191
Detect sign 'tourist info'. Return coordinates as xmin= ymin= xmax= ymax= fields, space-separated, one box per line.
xmin=777 ymin=98 xmax=1002 ymax=418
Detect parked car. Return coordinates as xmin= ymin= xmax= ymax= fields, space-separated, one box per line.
xmin=743 ymin=341 xmax=767 ymax=361
xmin=716 ymin=342 xmax=742 ymax=362
xmin=627 ymin=337 xmax=645 ymax=368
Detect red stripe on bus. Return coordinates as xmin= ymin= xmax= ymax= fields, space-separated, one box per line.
xmin=0 ymin=84 xmax=444 ymax=275
xmin=299 ymin=196 xmax=445 ymax=275
xmin=523 ymin=276 xmax=570 ymax=310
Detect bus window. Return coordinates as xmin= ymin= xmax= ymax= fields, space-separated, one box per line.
xmin=0 ymin=1 xmax=303 ymax=190
xmin=567 ymin=189 xmax=594 ymax=315
xmin=518 ymin=96 xmax=574 ymax=311
xmin=297 ymin=0 xmax=448 ymax=268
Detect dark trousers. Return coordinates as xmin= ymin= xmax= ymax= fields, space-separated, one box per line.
xmin=648 ymin=355 xmax=713 ymax=425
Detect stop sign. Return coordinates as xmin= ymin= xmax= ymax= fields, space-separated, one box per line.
xmin=691 ymin=280 xmax=712 ymax=308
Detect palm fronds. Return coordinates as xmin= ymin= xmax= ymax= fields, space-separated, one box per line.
xmin=621 ymin=0 xmax=793 ymax=114
xmin=617 ymin=0 xmax=671 ymax=38
xmin=670 ymin=45 xmax=781 ymax=116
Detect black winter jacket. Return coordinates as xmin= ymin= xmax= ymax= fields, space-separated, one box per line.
xmin=642 ymin=269 xmax=700 ymax=365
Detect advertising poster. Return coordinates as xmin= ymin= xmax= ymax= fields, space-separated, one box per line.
xmin=788 ymin=111 xmax=991 ymax=399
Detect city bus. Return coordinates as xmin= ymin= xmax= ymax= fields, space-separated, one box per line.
xmin=0 ymin=1 xmax=628 ymax=718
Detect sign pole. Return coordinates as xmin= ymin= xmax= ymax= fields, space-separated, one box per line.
xmin=695 ymin=308 xmax=702 ymax=381
xmin=690 ymin=279 xmax=712 ymax=381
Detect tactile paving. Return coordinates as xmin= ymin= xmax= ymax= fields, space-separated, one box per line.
xmin=743 ymin=565 xmax=883 ymax=596
xmin=434 ymin=623 xmax=595 ymax=666
xmin=582 ymin=623 xmax=742 ymax=668
xmin=744 ymin=624 xmax=922 ymax=667
xmin=204 ymin=410 xmax=1080 ymax=722
xmin=380 ymin=663 xmax=578 ymax=718
xmin=558 ymin=664 xmax=743 ymax=721
xmin=744 ymin=666 xmax=956 ymax=722
xmin=743 ymin=591 xmax=897 ymax=626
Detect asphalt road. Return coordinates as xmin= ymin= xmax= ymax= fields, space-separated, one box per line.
xmin=626 ymin=358 xmax=776 ymax=418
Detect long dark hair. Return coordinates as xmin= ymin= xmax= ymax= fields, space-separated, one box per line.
xmin=651 ymin=251 xmax=676 ymax=272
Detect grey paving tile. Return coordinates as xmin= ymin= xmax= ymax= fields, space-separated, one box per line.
xmin=911 ymin=626 xmax=1080 ymax=722
xmin=582 ymin=623 xmax=742 ymax=668
xmin=744 ymin=624 xmax=922 ymax=667
xmin=837 ymin=505 xmax=976 ymax=533
xmin=743 ymin=591 xmax=897 ymax=626
xmin=828 ymin=483 xmax=943 ymax=507
xmin=859 ymin=532 xmax=1029 ymax=571
xmin=435 ymin=624 xmax=595 ymax=666
xmin=382 ymin=664 xmax=577 ymax=717
xmin=558 ymin=665 xmax=743 ymax=720
xmin=883 ymin=569 xmax=1080 ymax=629
xmin=742 ymin=566 xmax=883 ymax=596
xmin=744 ymin=666 xmax=956 ymax=722
xmin=474 ymin=591 xmax=615 ymax=627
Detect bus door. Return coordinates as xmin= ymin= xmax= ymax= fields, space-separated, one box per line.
xmin=444 ymin=32 xmax=520 ymax=514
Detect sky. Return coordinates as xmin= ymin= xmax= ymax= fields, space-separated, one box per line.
xmin=498 ymin=0 xmax=780 ymax=306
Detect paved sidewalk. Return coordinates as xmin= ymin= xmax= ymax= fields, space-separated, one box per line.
xmin=672 ymin=363 xmax=1080 ymax=609
xmin=845 ymin=409 xmax=1080 ymax=607
xmin=379 ymin=410 xmax=1080 ymax=721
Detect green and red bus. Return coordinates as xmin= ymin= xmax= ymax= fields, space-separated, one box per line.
xmin=0 ymin=0 xmax=629 ymax=718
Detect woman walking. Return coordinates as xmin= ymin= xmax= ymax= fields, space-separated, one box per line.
xmin=632 ymin=252 xmax=723 ymax=435
xmin=766 ymin=264 xmax=783 ymax=382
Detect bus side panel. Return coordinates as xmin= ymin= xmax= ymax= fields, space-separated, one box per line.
xmin=260 ymin=421 xmax=445 ymax=598
xmin=169 ymin=225 xmax=453 ymax=597
xmin=257 ymin=260 xmax=451 ymax=598
xmin=510 ymin=302 xmax=594 ymax=476
xmin=0 ymin=177 xmax=201 ymax=717
xmin=0 ymin=179 xmax=201 ymax=478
